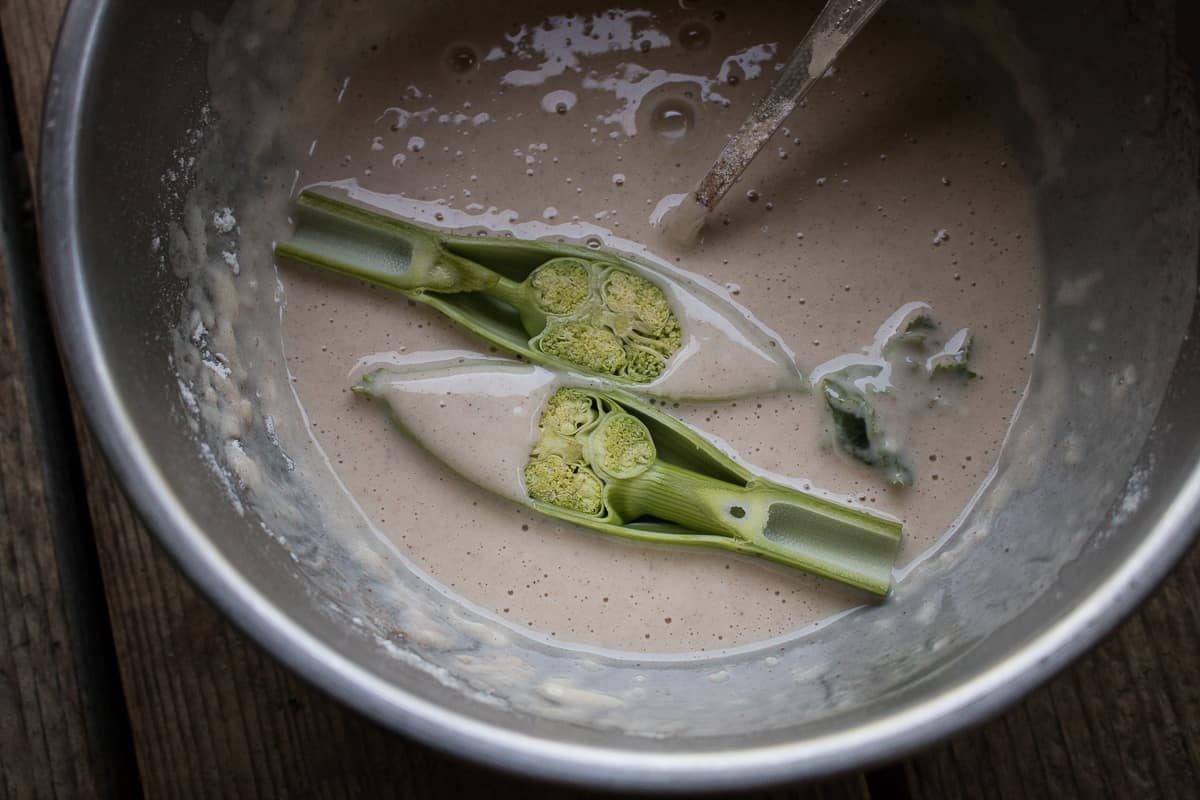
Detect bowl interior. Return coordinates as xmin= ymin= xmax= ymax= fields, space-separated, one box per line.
xmin=45 ymin=0 xmax=1200 ymax=788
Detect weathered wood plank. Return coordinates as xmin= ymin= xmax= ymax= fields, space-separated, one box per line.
xmin=0 ymin=109 xmax=98 ymax=800
xmin=0 ymin=0 xmax=67 ymax=168
xmin=0 ymin=221 xmax=93 ymax=800
xmin=2 ymin=11 xmax=142 ymax=792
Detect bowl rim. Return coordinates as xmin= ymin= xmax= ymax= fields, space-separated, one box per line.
xmin=38 ymin=0 xmax=1200 ymax=791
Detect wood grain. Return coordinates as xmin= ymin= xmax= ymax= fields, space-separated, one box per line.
xmin=0 ymin=0 xmax=66 ymax=168
xmin=2 ymin=0 xmax=1198 ymax=797
xmin=0 ymin=100 xmax=104 ymax=800
xmin=0 ymin=188 xmax=98 ymax=800
xmin=3 ymin=5 xmax=141 ymax=798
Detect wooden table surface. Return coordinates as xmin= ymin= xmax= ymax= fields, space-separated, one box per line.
xmin=2 ymin=3 xmax=1198 ymax=798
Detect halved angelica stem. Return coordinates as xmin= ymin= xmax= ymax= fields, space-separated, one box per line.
xmin=358 ymin=358 xmax=901 ymax=596
xmin=278 ymin=188 xmax=807 ymax=399
xmin=277 ymin=190 xmax=683 ymax=385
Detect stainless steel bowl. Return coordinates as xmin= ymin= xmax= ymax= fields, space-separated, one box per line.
xmin=40 ymin=0 xmax=1200 ymax=791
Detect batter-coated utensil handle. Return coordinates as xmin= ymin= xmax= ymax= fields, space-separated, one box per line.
xmin=694 ymin=0 xmax=888 ymax=211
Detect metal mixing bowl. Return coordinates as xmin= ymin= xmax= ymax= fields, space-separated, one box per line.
xmin=39 ymin=0 xmax=1200 ymax=791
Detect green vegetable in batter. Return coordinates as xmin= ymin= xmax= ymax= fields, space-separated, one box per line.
xmin=821 ymin=372 xmax=914 ymax=488
xmin=519 ymin=386 xmax=902 ymax=596
xmin=277 ymin=190 xmax=681 ymax=384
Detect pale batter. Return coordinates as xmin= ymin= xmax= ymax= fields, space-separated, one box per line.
xmin=279 ymin=0 xmax=1040 ymax=652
